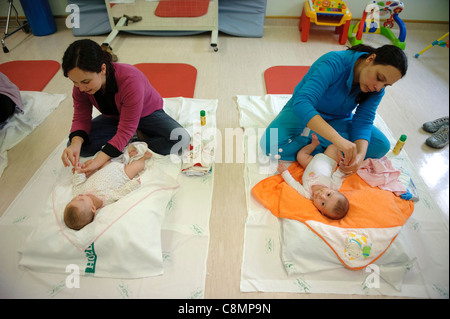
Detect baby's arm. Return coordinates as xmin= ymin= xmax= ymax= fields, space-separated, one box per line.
xmin=330 ymin=168 xmax=346 ymax=190
xmin=278 ymin=163 xmax=311 ymax=199
xmin=72 ymin=171 xmax=86 ymax=186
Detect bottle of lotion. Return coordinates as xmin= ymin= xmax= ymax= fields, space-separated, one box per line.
xmin=392 ymin=134 xmax=407 ymax=155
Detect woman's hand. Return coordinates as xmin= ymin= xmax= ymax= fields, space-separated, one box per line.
xmin=337 ymin=139 xmax=368 ymax=176
xmin=307 ymin=115 xmax=357 ymax=166
xmin=77 ymin=151 xmax=111 ymax=177
xmin=61 ymin=136 xmax=83 ymax=168
xmin=338 ymin=153 xmax=364 ymax=176
xmin=335 ymin=137 xmax=357 ymax=167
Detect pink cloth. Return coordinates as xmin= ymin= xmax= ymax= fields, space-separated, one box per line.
xmin=0 ymin=72 xmax=23 ymax=112
xmin=357 ymin=156 xmax=406 ymax=195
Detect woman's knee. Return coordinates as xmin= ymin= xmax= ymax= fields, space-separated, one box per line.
xmin=366 ymin=134 xmax=390 ymax=159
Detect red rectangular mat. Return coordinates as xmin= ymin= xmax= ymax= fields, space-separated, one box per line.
xmin=155 ymin=0 xmax=210 ymax=17
xmin=0 ymin=60 xmax=60 ymax=91
xmin=134 ymin=63 xmax=197 ymax=98
xmin=264 ymin=65 xmax=310 ymax=94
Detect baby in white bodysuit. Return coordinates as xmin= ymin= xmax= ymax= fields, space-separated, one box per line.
xmin=277 ymin=134 xmax=349 ymax=220
xmin=64 ymin=146 xmax=152 ymax=230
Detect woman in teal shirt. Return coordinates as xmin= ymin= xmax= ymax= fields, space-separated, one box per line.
xmin=261 ymin=44 xmax=407 ymax=176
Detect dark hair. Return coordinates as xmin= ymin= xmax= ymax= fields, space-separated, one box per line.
xmin=348 ymin=44 xmax=408 ymax=77
xmin=62 ymin=39 xmax=114 ymax=78
xmin=329 ymin=193 xmax=349 ymax=220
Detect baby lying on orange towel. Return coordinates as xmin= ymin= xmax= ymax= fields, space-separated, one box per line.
xmin=252 ymin=145 xmax=414 ymax=269
xmin=277 ymin=133 xmax=349 ymax=220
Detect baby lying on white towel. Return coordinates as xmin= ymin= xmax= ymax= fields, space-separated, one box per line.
xmin=65 ymin=145 xmax=152 ymax=230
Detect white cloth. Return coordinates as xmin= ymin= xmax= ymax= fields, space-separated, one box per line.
xmin=181 ymin=124 xmax=214 ymax=176
xmin=0 ymin=91 xmax=66 ymax=177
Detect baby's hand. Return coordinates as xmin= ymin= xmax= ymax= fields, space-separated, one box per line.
xmin=72 ymin=162 xmax=82 ymax=174
xmin=277 ymin=162 xmax=287 ymax=173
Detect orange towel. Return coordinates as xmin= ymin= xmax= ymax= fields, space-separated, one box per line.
xmin=252 ymin=162 xmax=414 ymax=270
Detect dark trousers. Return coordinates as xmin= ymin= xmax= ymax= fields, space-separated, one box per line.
xmin=0 ymin=93 xmax=16 ymax=125
xmin=79 ymin=109 xmax=190 ymax=157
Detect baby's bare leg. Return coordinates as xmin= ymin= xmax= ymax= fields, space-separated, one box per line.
xmin=324 ymin=144 xmax=339 ymax=163
xmin=296 ymin=133 xmax=320 ymax=168
xmin=124 ymin=151 xmax=152 ymax=179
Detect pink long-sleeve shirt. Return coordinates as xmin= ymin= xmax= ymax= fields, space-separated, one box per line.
xmin=70 ymin=63 xmax=163 ymax=154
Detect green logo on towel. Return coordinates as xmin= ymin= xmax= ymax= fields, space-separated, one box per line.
xmin=85 ymin=243 xmax=97 ymax=274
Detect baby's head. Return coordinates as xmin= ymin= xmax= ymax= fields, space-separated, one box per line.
xmin=64 ymin=194 xmax=96 ymax=230
xmin=312 ymin=187 xmax=349 ymax=220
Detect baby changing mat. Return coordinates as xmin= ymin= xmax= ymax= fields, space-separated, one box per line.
xmin=252 ymin=162 xmax=414 ymax=270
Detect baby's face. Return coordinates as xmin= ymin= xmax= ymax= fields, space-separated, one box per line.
xmin=312 ymin=187 xmax=342 ymax=219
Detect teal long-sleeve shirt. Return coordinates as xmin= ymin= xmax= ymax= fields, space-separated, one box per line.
xmin=282 ymin=49 xmax=385 ymax=143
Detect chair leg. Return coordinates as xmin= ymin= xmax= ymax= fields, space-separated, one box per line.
xmin=2 ymin=0 xmax=30 ymax=53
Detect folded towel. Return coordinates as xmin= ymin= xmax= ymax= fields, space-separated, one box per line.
xmin=357 ymin=156 xmax=406 ymax=196
xmin=181 ymin=129 xmax=213 ymax=176
xmin=357 ymin=156 xmax=419 ymax=201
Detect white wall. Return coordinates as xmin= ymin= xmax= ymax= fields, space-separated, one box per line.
xmin=266 ymin=0 xmax=449 ymax=22
xmin=1 ymin=0 xmax=449 ymax=22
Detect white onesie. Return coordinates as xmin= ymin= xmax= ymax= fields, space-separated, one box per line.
xmin=281 ymin=153 xmax=345 ymax=199
xmin=72 ymin=161 xmax=140 ymax=207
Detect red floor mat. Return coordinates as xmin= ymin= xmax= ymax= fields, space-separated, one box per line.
xmin=264 ymin=65 xmax=310 ymax=94
xmin=0 ymin=60 xmax=60 ymax=91
xmin=155 ymin=0 xmax=210 ymax=17
xmin=134 ymin=63 xmax=197 ymax=98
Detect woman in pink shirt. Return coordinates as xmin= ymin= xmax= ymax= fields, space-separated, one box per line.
xmin=61 ymin=39 xmax=190 ymax=175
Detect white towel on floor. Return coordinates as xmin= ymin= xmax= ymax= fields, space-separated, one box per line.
xmin=0 ymin=91 xmax=66 ymax=177
xmin=181 ymin=126 xmax=214 ymax=176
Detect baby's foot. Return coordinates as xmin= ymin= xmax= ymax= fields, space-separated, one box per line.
xmin=311 ymin=133 xmax=320 ymax=146
xmin=128 ymin=146 xmax=138 ymax=157
xmin=144 ymin=151 xmax=152 ymax=160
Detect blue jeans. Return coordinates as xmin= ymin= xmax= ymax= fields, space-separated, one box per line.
xmin=260 ymin=116 xmax=390 ymax=161
xmin=78 ymin=109 xmax=190 ymax=157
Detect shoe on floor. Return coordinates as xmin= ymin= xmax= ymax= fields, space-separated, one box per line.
xmin=425 ymin=124 xmax=449 ymax=149
xmin=422 ymin=116 xmax=449 ymax=133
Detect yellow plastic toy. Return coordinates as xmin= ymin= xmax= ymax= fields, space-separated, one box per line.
xmin=415 ymin=32 xmax=449 ymax=58
xmin=299 ymin=0 xmax=352 ymax=45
